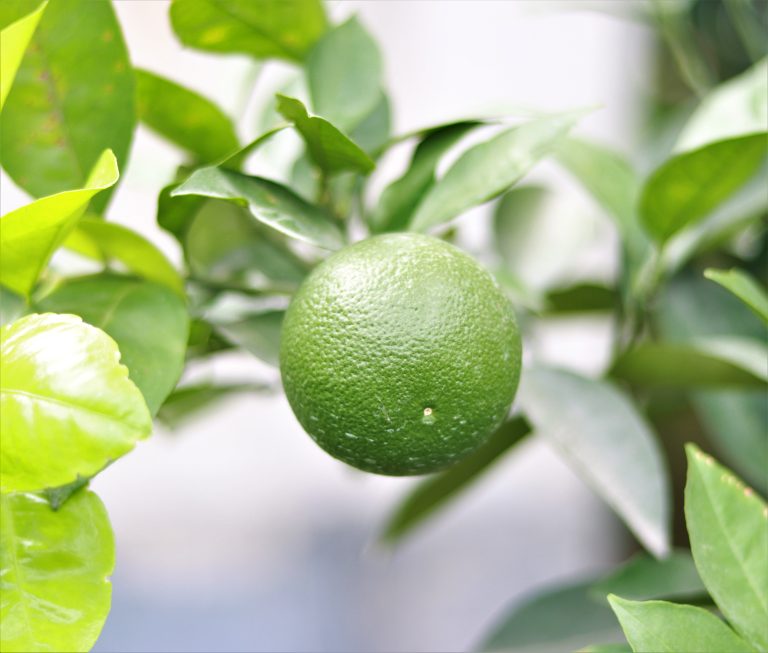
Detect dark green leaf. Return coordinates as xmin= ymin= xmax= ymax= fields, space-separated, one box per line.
xmin=157 ymin=182 xmax=207 ymax=241
xmin=172 ymin=166 xmax=344 ymax=250
xmin=590 ymin=550 xmax=706 ymax=603
xmin=479 ymin=579 xmax=624 ymax=653
xmin=685 ymin=445 xmax=768 ymax=651
xmin=306 ymin=16 xmax=382 ymax=131
xmin=704 ymin=268 xmax=768 ymax=325
xmin=37 ymin=276 xmax=189 ymax=416
xmin=0 ymin=490 xmax=114 ymax=652
xmin=370 ymin=121 xmax=480 ymax=233
xmin=135 ymin=68 xmax=239 ymax=163
xmin=169 ymin=0 xmax=327 ymax=62
xmin=381 ymin=417 xmax=530 ymax=543
xmin=608 ymin=596 xmax=755 ymax=653
xmin=410 ymin=112 xmax=585 ymax=232
xmin=0 ymin=150 xmax=119 ymax=297
xmin=0 ymin=0 xmax=135 ymax=212
xmin=0 ymin=0 xmax=46 ymax=109
xmin=640 ymin=134 xmax=768 ymax=244
xmin=157 ymin=382 xmax=271 ymax=428
xmin=276 ymin=94 xmax=374 ymax=175
xmin=518 ymin=366 xmax=670 ymax=557
xmin=64 ymin=217 xmax=185 ymax=296
xmin=610 ymin=338 xmax=768 ymax=387
xmin=0 ymin=313 xmax=151 ymax=492
xmin=543 ymin=283 xmax=618 ymax=314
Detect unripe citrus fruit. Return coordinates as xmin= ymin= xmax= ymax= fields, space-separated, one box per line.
xmin=279 ymin=233 xmax=522 ymax=475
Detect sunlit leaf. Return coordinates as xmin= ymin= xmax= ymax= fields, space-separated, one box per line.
xmin=37 ymin=276 xmax=189 ymax=416
xmin=0 ymin=1 xmax=46 ymax=110
xmin=306 ymin=16 xmax=382 ymax=131
xmin=640 ymin=134 xmax=767 ymax=243
xmin=410 ymin=112 xmax=584 ymax=232
xmin=0 ymin=150 xmax=119 ymax=297
xmin=685 ymin=445 xmax=768 ymax=651
xmin=135 ymin=68 xmax=239 ymax=163
xmin=64 ymin=217 xmax=185 ymax=297
xmin=0 ymin=0 xmax=135 ymax=212
xmin=381 ymin=417 xmax=530 ymax=543
xmin=704 ymin=268 xmax=768 ymax=325
xmin=370 ymin=121 xmax=479 ymax=233
xmin=172 ymin=166 xmax=344 ymax=250
xmin=608 ymin=596 xmax=755 ymax=653
xmin=0 ymin=313 xmax=151 ymax=492
xmin=518 ymin=366 xmax=670 ymax=557
xmin=0 ymin=490 xmax=114 ymax=653
xmin=276 ymin=94 xmax=374 ymax=175
xmin=169 ymin=0 xmax=327 ymax=62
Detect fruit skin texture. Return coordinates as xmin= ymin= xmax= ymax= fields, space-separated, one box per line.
xmin=279 ymin=232 xmax=522 ymax=476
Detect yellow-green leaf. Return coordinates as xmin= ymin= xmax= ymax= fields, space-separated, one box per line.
xmin=0 ymin=1 xmax=46 ymax=109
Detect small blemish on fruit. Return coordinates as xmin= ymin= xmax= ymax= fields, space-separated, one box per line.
xmin=422 ymin=407 xmax=436 ymax=425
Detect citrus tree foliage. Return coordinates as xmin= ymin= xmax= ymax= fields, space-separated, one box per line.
xmin=0 ymin=0 xmax=766 ymax=650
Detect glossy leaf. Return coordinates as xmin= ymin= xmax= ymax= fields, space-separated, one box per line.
xmin=172 ymin=166 xmax=344 ymax=250
xmin=0 ymin=1 xmax=46 ymax=109
xmin=0 ymin=150 xmax=119 ymax=297
xmin=185 ymin=199 xmax=307 ymax=289
xmin=370 ymin=121 xmax=479 ymax=233
xmin=479 ymin=579 xmax=623 ymax=653
xmin=306 ymin=16 xmax=382 ymax=131
xmin=0 ymin=490 xmax=114 ymax=653
xmin=37 ymin=276 xmax=189 ymax=416
xmin=64 ymin=217 xmax=185 ymax=296
xmin=410 ymin=112 xmax=584 ymax=232
xmin=640 ymin=134 xmax=768 ymax=244
xmin=590 ymin=551 xmax=706 ymax=603
xmin=211 ymin=310 xmax=284 ymax=367
xmin=518 ymin=366 xmax=670 ymax=557
xmin=382 ymin=417 xmax=531 ymax=543
xmin=676 ymin=58 xmax=768 ymax=153
xmin=0 ymin=313 xmax=151 ymax=492
xmin=685 ymin=445 xmax=768 ymax=651
xmin=704 ymin=268 xmax=768 ymax=325
xmin=135 ymin=68 xmax=239 ymax=163
xmin=0 ymin=0 xmax=135 ymax=212
xmin=608 ymin=596 xmax=755 ymax=653
xmin=157 ymin=382 xmax=271 ymax=429
xmin=276 ymin=94 xmax=374 ymax=175
xmin=610 ymin=337 xmax=768 ymax=387
xmin=169 ymin=0 xmax=327 ymax=62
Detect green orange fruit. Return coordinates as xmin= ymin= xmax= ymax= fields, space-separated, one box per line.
xmin=279 ymin=232 xmax=522 ymax=475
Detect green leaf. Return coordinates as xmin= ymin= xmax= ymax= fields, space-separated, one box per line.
xmin=704 ymin=268 xmax=768 ymax=325
xmin=135 ymin=68 xmax=239 ymax=163
xmin=608 ymin=596 xmax=755 ymax=653
xmin=157 ymin=382 xmax=271 ymax=429
xmin=370 ymin=121 xmax=480 ymax=233
xmin=349 ymin=92 xmax=391 ymax=156
xmin=610 ymin=338 xmax=768 ymax=387
xmin=479 ymin=579 xmax=623 ymax=653
xmin=64 ymin=217 xmax=185 ymax=297
xmin=172 ymin=166 xmax=344 ymax=250
xmin=590 ymin=551 xmax=706 ymax=604
xmin=185 ymin=199 xmax=307 ymax=289
xmin=306 ymin=16 xmax=382 ymax=131
xmin=577 ymin=645 xmax=632 ymax=653
xmin=0 ymin=0 xmax=135 ymax=213
xmin=169 ymin=0 xmax=327 ymax=62
xmin=543 ymin=282 xmax=619 ymax=314
xmin=212 ymin=310 xmax=284 ymax=367
xmin=676 ymin=58 xmax=768 ymax=153
xmin=640 ymin=134 xmax=768 ymax=244
xmin=518 ymin=366 xmax=670 ymax=557
xmin=37 ymin=276 xmax=189 ymax=416
xmin=276 ymin=94 xmax=374 ymax=175
xmin=685 ymin=445 xmax=768 ymax=651
xmin=0 ymin=1 xmax=46 ymax=110
xmin=0 ymin=150 xmax=119 ymax=297
xmin=0 ymin=490 xmax=114 ymax=653
xmin=381 ymin=417 xmax=530 ymax=543
xmin=0 ymin=313 xmax=151 ymax=492
xmin=157 ymin=182 xmax=207 ymax=241
xmin=410 ymin=112 xmax=584 ymax=232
